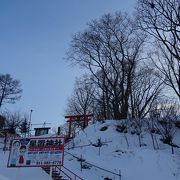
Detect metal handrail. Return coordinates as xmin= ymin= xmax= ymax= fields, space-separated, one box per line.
xmin=62 ymin=166 xmax=83 ymax=180
xmin=55 ymin=166 xmax=72 ymax=180
xmin=55 ymin=165 xmax=83 ymax=180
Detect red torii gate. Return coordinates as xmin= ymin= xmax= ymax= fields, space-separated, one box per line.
xmin=65 ymin=114 xmax=93 ymax=140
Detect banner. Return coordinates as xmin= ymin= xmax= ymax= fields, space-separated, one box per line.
xmin=7 ymin=137 xmax=64 ymax=167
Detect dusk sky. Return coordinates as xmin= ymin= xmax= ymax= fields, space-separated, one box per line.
xmin=0 ymin=0 xmax=136 ymax=130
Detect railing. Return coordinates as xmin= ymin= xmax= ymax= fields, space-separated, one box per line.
xmin=64 ymin=151 xmax=122 ymax=180
xmin=55 ymin=165 xmax=83 ymax=180
xmin=63 ymin=166 xmax=83 ymax=180
xmin=55 ymin=166 xmax=72 ymax=180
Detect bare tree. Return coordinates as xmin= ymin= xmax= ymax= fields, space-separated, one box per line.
xmin=155 ymin=99 xmax=179 ymax=154
xmin=130 ymin=65 xmax=164 ymax=118
xmin=67 ymin=12 xmax=145 ymax=120
xmin=150 ymin=46 xmax=180 ymax=99
xmin=65 ymin=76 xmax=95 ymax=116
xmin=3 ymin=111 xmax=22 ymax=135
xmin=88 ymin=73 xmax=113 ymax=120
xmin=136 ymin=0 xmax=180 ymax=99
xmin=0 ymin=74 xmax=22 ymax=109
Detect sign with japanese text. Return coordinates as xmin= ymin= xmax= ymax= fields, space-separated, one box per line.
xmin=7 ymin=137 xmax=64 ymax=168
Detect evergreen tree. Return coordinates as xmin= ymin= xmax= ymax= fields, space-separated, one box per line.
xmin=19 ymin=118 xmax=29 ymax=137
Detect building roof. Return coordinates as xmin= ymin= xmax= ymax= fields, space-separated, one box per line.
xmin=34 ymin=127 xmax=51 ymax=130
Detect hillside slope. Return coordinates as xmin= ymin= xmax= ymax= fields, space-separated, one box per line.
xmin=0 ymin=120 xmax=180 ymax=180
xmin=64 ymin=120 xmax=180 ymax=180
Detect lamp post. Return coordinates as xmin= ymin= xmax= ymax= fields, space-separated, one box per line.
xmin=28 ymin=109 xmax=33 ymax=137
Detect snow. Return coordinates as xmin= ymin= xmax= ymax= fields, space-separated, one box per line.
xmin=63 ymin=120 xmax=180 ymax=180
xmin=0 ymin=120 xmax=180 ymax=180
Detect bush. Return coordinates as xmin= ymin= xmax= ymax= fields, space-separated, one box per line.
xmin=100 ymin=126 xmax=108 ymax=131
xmin=116 ymin=125 xmax=127 ymax=133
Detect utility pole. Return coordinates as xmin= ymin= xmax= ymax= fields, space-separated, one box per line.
xmin=28 ymin=109 xmax=33 ymax=137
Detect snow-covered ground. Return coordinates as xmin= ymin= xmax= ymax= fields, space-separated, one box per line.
xmin=0 ymin=120 xmax=180 ymax=180
xmin=63 ymin=120 xmax=180 ymax=180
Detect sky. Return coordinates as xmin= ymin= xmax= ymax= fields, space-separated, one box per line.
xmin=0 ymin=0 xmax=136 ymax=130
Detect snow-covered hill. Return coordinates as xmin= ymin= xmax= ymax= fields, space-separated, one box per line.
xmin=63 ymin=120 xmax=180 ymax=180
xmin=0 ymin=119 xmax=180 ymax=180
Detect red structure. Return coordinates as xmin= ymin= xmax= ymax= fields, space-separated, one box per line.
xmin=65 ymin=114 xmax=93 ymax=140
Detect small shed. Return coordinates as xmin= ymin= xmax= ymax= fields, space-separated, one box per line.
xmin=34 ymin=127 xmax=51 ymax=136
